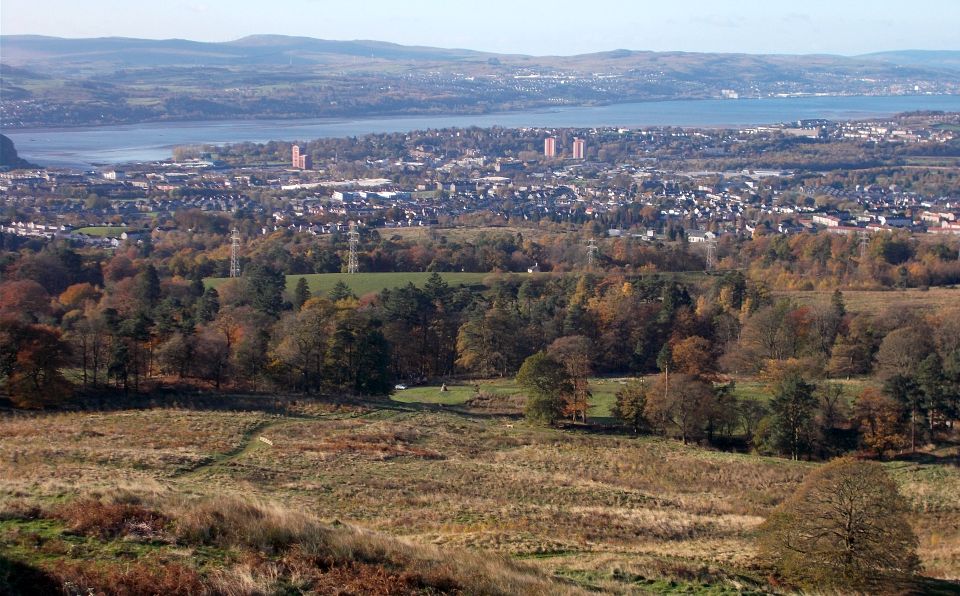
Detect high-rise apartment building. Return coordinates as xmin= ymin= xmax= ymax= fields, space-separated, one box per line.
xmin=544 ymin=136 xmax=557 ymax=158
xmin=291 ymin=144 xmax=312 ymax=169
xmin=572 ymin=137 xmax=585 ymax=160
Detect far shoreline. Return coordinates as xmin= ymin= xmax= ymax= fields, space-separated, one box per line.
xmin=5 ymin=94 xmax=960 ymax=168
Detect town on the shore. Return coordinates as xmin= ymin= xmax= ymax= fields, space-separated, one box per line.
xmin=3 ymin=113 xmax=959 ymax=250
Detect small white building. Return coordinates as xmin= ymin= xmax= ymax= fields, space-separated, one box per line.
xmin=687 ymin=231 xmax=716 ymax=243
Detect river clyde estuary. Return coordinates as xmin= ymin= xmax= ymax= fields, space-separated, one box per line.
xmin=5 ymin=94 xmax=960 ymax=168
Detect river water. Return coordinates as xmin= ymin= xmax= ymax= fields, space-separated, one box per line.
xmin=5 ymin=95 xmax=960 ymax=168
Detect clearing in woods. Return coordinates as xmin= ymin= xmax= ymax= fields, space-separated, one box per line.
xmin=778 ymin=287 xmax=960 ymax=315
xmin=205 ymin=271 xmax=496 ymax=296
xmin=203 ymin=269 xmax=719 ymax=298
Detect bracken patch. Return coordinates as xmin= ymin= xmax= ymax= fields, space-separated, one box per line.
xmin=52 ymin=499 xmax=168 ymax=540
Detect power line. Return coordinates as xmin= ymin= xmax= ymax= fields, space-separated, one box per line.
xmin=230 ymin=228 xmax=241 ymax=278
xmin=586 ymin=238 xmax=599 ymax=271
xmin=348 ymin=222 xmax=360 ymax=274
xmin=705 ymin=240 xmax=718 ymax=271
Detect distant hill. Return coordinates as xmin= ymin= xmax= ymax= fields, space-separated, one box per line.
xmin=2 ymin=34 xmax=954 ymax=73
xmin=0 ymin=134 xmax=33 ymax=168
xmin=1 ymin=35 xmax=957 ymax=129
xmin=860 ymin=50 xmax=960 ymax=72
xmin=0 ymin=34 xmax=487 ymax=69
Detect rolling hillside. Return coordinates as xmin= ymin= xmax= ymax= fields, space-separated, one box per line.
xmin=1 ymin=398 xmax=957 ymax=592
xmin=2 ymin=35 xmax=957 ymax=128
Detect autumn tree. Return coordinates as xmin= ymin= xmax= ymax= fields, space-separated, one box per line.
xmin=271 ymin=298 xmax=335 ymax=392
xmin=644 ymin=373 xmax=715 ymax=444
xmin=0 ymin=321 xmax=73 ymax=408
xmin=547 ymin=335 xmax=592 ymax=423
xmin=58 ymin=283 xmax=101 ymax=312
xmin=612 ymin=379 xmax=649 ymax=433
xmin=456 ymin=303 xmax=527 ymax=377
xmin=769 ymin=374 xmax=818 ymax=460
xmin=877 ymin=326 xmax=934 ymax=378
xmin=853 ymin=388 xmax=907 ymax=459
xmin=516 ymin=351 xmax=573 ymax=426
xmin=155 ymin=332 xmax=196 ymax=379
xmin=670 ymin=335 xmax=718 ymax=381
xmin=0 ymin=280 xmax=51 ymax=323
xmin=827 ymin=313 xmax=879 ymax=378
xmin=64 ymin=305 xmax=111 ymax=387
xmin=727 ymin=300 xmax=818 ymax=373
xmin=194 ymin=326 xmax=231 ymax=390
xmin=758 ymin=457 xmax=920 ymax=592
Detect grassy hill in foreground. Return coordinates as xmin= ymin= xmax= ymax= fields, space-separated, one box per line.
xmin=0 ymin=397 xmax=957 ymax=593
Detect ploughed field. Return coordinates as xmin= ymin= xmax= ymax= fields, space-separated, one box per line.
xmin=1 ymin=397 xmax=958 ymax=593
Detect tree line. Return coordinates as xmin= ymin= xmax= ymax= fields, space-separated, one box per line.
xmin=2 ymin=239 xmax=958 ymax=462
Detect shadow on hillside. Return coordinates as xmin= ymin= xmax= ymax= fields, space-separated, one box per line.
xmin=0 ymin=556 xmax=60 ymax=595
xmin=0 ymin=388 xmax=400 ymax=418
xmin=890 ymin=449 xmax=960 ymax=467
xmin=914 ymin=576 xmax=960 ymax=596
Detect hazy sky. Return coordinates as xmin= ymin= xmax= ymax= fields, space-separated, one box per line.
xmin=3 ymin=0 xmax=958 ymax=55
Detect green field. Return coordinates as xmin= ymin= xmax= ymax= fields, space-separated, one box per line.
xmin=205 ymin=269 xmax=720 ymax=299
xmin=730 ymin=376 xmax=878 ymax=405
xmin=393 ymin=377 xmax=635 ymax=420
xmin=74 ymin=226 xmax=132 ymax=237
xmin=395 ymin=375 xmax=883 ymax=424
xmin=207 ymin=271 xmax=518 ymax=297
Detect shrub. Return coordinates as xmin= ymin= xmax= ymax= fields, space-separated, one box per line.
xmin=53 ymin=499 xmax=167 ymax=540
xmin=51 ymin=561 xmax=208 ymax=596
xmin=173 ymin=497 xmax=331 ymax=553
xmin=758 ymin=457 xmax=921 ymax=592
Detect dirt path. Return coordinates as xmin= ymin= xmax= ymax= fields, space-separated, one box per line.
xmin=171 ymin=417 xmax=290 ymax=480
xmin=172 ymin=407 xmax=402 ymax=481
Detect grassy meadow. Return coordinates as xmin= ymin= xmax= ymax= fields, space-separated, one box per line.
xmin=202 ymin=263 xmax=719 ymax=300
xmin=74 ymin=226 xmax=132 ymax=238
xmin=394 ymin=377 xmax=627 ymax=419
xmin=1 ymin=394 xmax=957 ymax=593
xmin=206 ymin=271 xmax=499 ymax=297
xmin=779 ymin=287 xmax=960 ymax=316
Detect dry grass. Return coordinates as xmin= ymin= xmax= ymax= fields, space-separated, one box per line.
xmin=49 ymin=560 xmax=209 ymax=596
xmin=3 ymin=493 xmax=582 ymax=595
xmin=53 ymin=498 xmax=167 ymax=540
xmin=0 ymin=410 xmax=273 ymax=502
xmin=777 ymin=287 xmax=960 ymax=315
xmin=1 ymin=403 xmax=957 ymax=591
